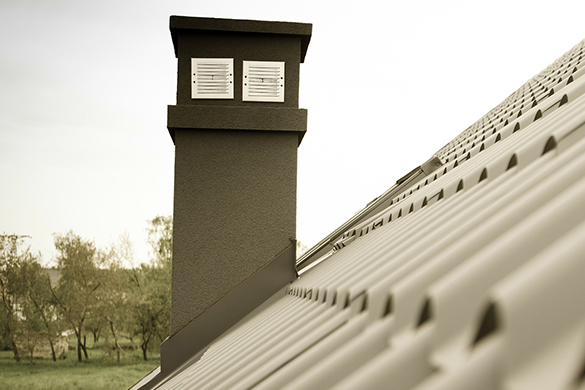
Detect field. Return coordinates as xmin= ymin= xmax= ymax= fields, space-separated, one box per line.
xmin=0 ymin=341 xmax=160 ymax=390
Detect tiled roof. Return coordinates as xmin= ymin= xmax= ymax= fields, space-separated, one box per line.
xmin=146 ymin=38 xmax=585 ymax=390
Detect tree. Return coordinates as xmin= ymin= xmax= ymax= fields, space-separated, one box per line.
xmin=85 ymin=314 xmax=104 ymax=344
xmin=16 ymin=257 xmax=60 ymax=362
xmin=145 ymin=216 xmax=172 ymax=343
xmin=0 ymin=300 xmax=11 ymax=350
xmin=0 ymin=235 xmax=59 ymax=364
xmin=94 ymin=238 xmax=134 ymax=363
xmin=85 ymin=234 xmax=135 ymax=347
xmin=127 ymin=216 xmax=172 ymax=361
xmin=147 ymin=216 xmax=173 ymax=269
xmin=94 ymin=267 xmax=127 ymax=363
xmin=128 ymin=264 xmax=170 ymax=361
xmin=0 ymin=234 xmax=31 ymax=362
xmin=14 ymin=277 xmax=45 ymax=365
xmin=50 ymin=232 xmax=102 ymax=362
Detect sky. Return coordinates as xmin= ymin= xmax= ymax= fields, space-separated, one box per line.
xmin=1 ymin=0 xmax=585 ymax=266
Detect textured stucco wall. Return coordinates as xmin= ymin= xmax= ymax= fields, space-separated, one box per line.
xmin=167 ymin=105 xmax=308 ymax=144
xmin=171 ymin=129 xmax=298 ymax=334
xmin=176 ymin=32 xmax=301 ymax=108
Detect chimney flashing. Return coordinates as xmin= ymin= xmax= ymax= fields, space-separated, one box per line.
xmin=160 ymin=242 xmax=297 ymax=377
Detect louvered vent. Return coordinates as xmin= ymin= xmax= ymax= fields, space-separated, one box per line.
xmin=243 ymin=61 xmax=285 ymax=102
xmin=191 ymin=58 xmax=234 ymax=99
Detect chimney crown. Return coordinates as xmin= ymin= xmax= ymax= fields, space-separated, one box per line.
xmin=169 ymin=16 xmax=312 ymax=62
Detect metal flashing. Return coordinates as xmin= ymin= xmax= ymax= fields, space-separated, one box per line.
xmin=163 ymin=242 xmax=296 ymax=371
xmin=137 ymin=242 xmax=297 ymax=390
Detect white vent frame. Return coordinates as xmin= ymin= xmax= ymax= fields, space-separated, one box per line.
xmin=243 ymin=61 xmax=285 ymax=102
xmin=191 ymin=58 xmax=234 ymax=99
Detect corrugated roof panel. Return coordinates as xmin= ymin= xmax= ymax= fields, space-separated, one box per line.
xmin=430 ymin=162 xmax=585 ymax=358
xmin=252 ymin=312 xmax=371 ymax=390
xmin=207 ymin=308 xmax=351 ymax=390
xmin=150 ymin=37 xmax=585 ymax=390
xmin=434 ymin=39 xmax=585 ymax=162
xmin=331 ymin=325 xmax=436 ymax=390
xmin=414 ymin=220 xmax=585 ymax=390
xmin=390 ymin=151 xmax=585 ymax=334
xmin=280 ymin=316 xmax=395 ymax=390
xmin=160 ymin=297 xmax=330 ymax=389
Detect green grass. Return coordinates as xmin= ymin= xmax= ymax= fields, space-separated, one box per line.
xmin=0 ymin=346 xmax=160 ymax=390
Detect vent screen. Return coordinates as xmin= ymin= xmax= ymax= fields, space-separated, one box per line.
xmin=243 ymin=61 xmax=285 ymax=102
xmin=191 ymin=58 xmax=234 ymax=99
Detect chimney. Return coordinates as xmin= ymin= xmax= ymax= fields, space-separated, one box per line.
xmin=160 ymin=16 xmax=311 ymax=374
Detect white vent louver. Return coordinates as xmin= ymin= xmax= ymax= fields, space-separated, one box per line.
xmin=191 ymin=58 xmax=234 ymax=99
xmin=243 ymin=61 xmax=285 ymax=102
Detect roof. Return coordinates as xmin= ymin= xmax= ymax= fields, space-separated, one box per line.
xmin=136 ymin=38 xmax=585 ymax=390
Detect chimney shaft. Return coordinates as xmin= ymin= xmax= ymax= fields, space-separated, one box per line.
xmin=167 ymin=16 xmax=311 ymax=336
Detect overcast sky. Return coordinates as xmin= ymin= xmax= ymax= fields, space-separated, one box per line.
xmin=2 ymin=0 xmax=585 ymax=266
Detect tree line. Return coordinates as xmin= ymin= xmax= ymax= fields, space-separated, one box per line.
xmin=0 ymin=216 xmax=172 ymax=364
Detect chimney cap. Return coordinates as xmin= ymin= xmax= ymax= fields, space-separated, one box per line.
xmin=170 ymin=16 xmax=312 ymax=62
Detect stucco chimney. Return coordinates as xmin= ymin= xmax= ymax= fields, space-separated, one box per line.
xmin=160 ymin=16 xmax=311 ymax=373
